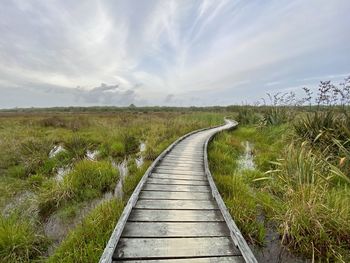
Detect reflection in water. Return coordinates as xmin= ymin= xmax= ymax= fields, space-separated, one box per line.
xmin=238 ymin=141 xmax=255 ymax=170
xmin=86 ymin=150 xmax=99 ymax=160
xmin=55 ymin=166 xmax=70 ymax=181
xmin=112 ymin=159 xmax=128 ymax=198
xmin=49 ymin=145 xmax=64 ymax=158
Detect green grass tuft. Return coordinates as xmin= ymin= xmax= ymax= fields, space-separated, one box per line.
xmin=48 ymin=198 xmax=124 ymax=263
xmin=0 ymin=214 xmax=49 ymax=263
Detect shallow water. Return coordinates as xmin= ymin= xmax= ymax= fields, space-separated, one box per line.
xmin=238 ymin=141 xmax=255 ymax=170
xmin=112 ymin=159 xmax=128 ymax=198
xmin=252 ymin=224 xmax=309 ymax=263
xmin=49 ymin=145 xmax=64 ymax=158
xmin=45 ymin=143 xmax=147 ymax=254
xmin=2 ymin=191 xmax=37 ymax=217
xmin=55 ymin=166 xmax=70 ymax=181
xmin=136 ymin=142 xmax=146 ymax=168
xmin=86 ymin=150 xmax=99 ymax=160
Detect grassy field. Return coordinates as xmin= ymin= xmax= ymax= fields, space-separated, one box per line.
xmin=209 ymin=108 xmax=350 ymax=262
xmin=0 ymin=110 xmax=225 ymax=262
xmin=1 ymin=94 xmax=350 ymax=262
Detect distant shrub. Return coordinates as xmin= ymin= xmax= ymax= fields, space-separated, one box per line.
xmin=261 ymin=107 xmax=288 ymax=126
xmin=38 ymin=116 xmax=90 ymax=131
xmin=237 ymin=107 xmax=261 ymax=125
xmin=294 ymin=111 xmax=350 ymax=155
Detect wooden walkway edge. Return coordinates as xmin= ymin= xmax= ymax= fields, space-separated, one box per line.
xmin=99 ymin=119 xmax=257 ymax=263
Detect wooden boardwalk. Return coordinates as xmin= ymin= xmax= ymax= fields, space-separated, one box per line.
xmin=100 ymin=120 xmax=257 ymax=263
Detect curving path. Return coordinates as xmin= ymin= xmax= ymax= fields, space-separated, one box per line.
xmin=100 ymin=120 xmax=257 ymax=263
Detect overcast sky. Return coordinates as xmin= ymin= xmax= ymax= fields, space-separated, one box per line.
xmin=0 ymin=0 xmax=349 ymax=108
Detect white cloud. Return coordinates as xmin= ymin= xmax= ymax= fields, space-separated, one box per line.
xmin=0 ymin=0 xmax=349 ymax=107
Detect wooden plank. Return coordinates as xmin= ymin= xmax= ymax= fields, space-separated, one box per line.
xmin=121 ymin=222 xmax=230 ymax=237
xmin=114 ymin=256 xmax=245 ymax=263
xmin=113 ymin=237 xmax=241 ymax=259
xmin=162 ymin=156 xmax=203 ymax=162
xmin=156 ymin=166 xmax=204 ymax=173
xmin=170 ymin=151 xmax=203 ymax=154
xmin=170 ymin=151 xmax=203 ymax=155
xmin=143 ymin=184 xmax=210 ymax=192
xmin=158 ymin=161 xmax=204 ymax=170
xmin=139 ymin=191 xmax=212 ymax=200
xmin=135 ymin=200 xmax=218 ymax=210
xmin=151 ymin=173 xmax=207 ymax=181
xmin=159 ymin=163 xmax=204 ymax=169
xmin=129 ymin=209 xmax=224 ymax=222
xmin=147 ymin=178 xmax=209 ymax=186
xmin=154 ymin=169 xmax=205 ymax=176
xmin=166 ymin=154 xmax=203 ymax=158
xmin=161 ymin=158 xmax=203 ymax=164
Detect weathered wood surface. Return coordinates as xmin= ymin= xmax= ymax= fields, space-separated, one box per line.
xmin=100 ymin=120 xmax=257 ymax=263
xmin=114 ymin=237 xmax=241 ymax=259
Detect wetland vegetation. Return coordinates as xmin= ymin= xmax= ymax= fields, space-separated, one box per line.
xmin=0 ymin=110 xmax=224 ymax=262
xmin=1 ymin=77 xmax=350 ymax=262
xmin=209 ymin=78 xmax=350 ymax=262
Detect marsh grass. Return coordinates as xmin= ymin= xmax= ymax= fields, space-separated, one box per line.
xmin=0 ymin=111 xmax=225 ymax=261
xmin=0 ymin=214 xmax=49 ymax=263
xmin=209 ymin=121 xmax=350 ymax=261
xmin=48 ymin=198 xmax=124 ymax=263
xmin=38 ymin=160 xmax=119 ymax=218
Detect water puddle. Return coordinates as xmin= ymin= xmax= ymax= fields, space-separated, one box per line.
xmin=252 ymin=223 xmax=308 ymax=263
xmin=49 ymin=145 xmax=65 ymax=158
xmin=2 ymin=191 xmax=37 ymax=218
xmin=238 ymin=141 xmax=255 ymax=170
xmin=135 ymin=142 xmax=146 ymax=168
xmin=112 ymin=159 xmax=128 ymax=198
xmin=86 ymin=150 xmax=99 ymax=160
xmin=140 ymin=142 xmax=146 ymax=152
xmin=46 ymin=142 xmax=147 ymax=254
xmin=55 ymin=166 xmax=70 ymax=181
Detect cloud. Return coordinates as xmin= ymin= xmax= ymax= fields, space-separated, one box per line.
xmin=164 ymin=94 xmax=175 ymax=103
xmin=0 ymin=0 xmax=349 ymax=108
xmin=75 ymin=83 xmax=136 ymax=105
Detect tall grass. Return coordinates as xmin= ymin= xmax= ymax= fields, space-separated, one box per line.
xmin=0 ymin=214 xmax=49 ymax=262
xmin=269 ymin=144 xmax=350 ymax=261
xmin=48 ymin=198 xmax=124 ymax=263
xmin=0 ymin=111 xmax=225 ymax=260
xmin=209 ymin=122 xmax=350 ymax=261
xmin=38 ymin=160 xmax=118 ymax=217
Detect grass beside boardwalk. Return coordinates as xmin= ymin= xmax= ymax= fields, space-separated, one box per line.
xmin=0 ymin=110 xmax=225 ymax=262
xmin=209 ymin=121 xmax=350 ymax=262
xmin=48 ymin=198 xmax=124 ymax=263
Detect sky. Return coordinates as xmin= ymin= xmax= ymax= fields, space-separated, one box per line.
xmin=0 ymin=0 xmax=349 ymax=108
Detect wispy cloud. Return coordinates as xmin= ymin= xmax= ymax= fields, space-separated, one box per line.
xmin=0 ymin=0 xmax=349 ymax=108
